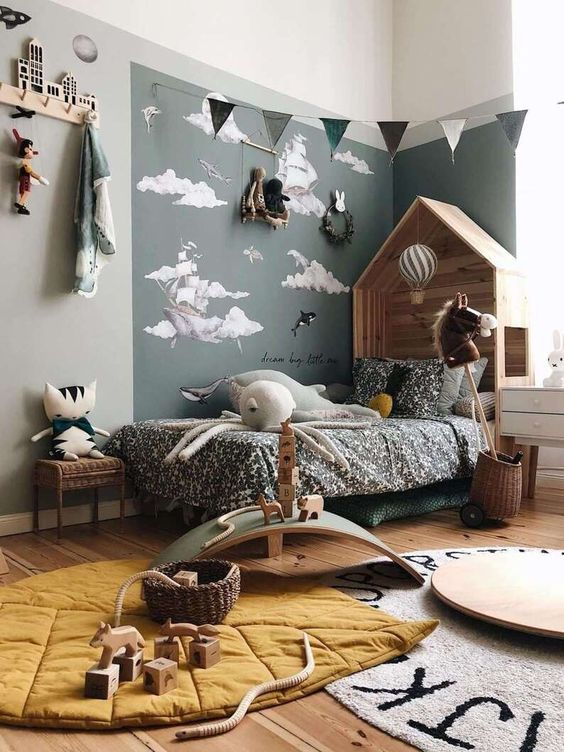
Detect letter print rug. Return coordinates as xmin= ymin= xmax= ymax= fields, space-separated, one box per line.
xmin=324 ymin=547 xmax=563 ymax=752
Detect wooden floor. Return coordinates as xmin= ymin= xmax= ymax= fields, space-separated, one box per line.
xmin=0 ymin=489 xmax=562 ymax=752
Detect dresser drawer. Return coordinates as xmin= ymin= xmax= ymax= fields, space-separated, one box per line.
xmin=501 ymin=389 xmax=564 ymax=415
xmin=500 ymin=411 xmax=564 ymax=440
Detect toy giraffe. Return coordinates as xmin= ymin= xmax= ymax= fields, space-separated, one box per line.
xmin=277 ymin=419 xmax=299 ymax=516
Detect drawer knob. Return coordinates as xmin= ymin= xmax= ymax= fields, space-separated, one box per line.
xmin=533 ymin=421 xmax=541 ymax=428
xmin=533 ymin=399 xmax=540 ymax=405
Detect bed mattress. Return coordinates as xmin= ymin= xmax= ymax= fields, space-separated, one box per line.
xmin=104 ymin=416 xmax=481 ymax=515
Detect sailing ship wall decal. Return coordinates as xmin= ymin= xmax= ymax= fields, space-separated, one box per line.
xmin=276 ymin=134 xmax=326 ymax=218
xmin=144 ymin=240 xmax=263 ymax=350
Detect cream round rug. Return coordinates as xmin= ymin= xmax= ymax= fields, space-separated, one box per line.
xmin=325 ymin=547 xmax=564 ymax=752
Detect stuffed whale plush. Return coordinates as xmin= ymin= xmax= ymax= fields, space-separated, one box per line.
xmin=31 ymin=381 xmax=110 ymax=461
xmin=229 ymin=370 xmax=379 ymax=420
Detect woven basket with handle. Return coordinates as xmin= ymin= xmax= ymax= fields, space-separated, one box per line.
xmin=469 ymin=450 xmax=522 ymax=520
xmin=144 ymin=559 xmax=240 ymax=624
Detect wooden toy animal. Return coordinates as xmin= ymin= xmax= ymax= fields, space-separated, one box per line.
xmin=280 ymin=417 xmax=294 ymax=436
xmin=257 ymin=493 xmax=285 ymax=525
xmin=89 ymin=622 xmax=145 ymax=670
xmin=297 ymin=494 xmax=324 ymax=522
xmin=159 ymin=618 xmax=219 ymax=643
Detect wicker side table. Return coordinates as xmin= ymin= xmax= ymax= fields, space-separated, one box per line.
xmin=33 ymin=457 xmax=126 ymax=539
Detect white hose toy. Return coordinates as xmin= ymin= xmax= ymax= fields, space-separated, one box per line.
xmin=175 ymin=632 xmax=315 ymax=740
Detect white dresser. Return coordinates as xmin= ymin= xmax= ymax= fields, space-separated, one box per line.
xmin=500 ymin=387 xmax=564 ymax=497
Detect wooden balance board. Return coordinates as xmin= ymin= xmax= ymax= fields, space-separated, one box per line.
xmin=432 ymin=552 xmax=564 ymax=639
xmin=151 ymin=510 xmax=424 ymax=585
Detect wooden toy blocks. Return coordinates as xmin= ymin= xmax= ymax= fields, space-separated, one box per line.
xmin=143 ymin=657 xmax=178 ymax=695
xmin=154 ymin=636 xmax=180 ymax=663
xmin=113 ymin=649 xmax=144 ymax=682
xmin=173 ymin=570 xmax=198 ymax=587
xmin=189 ymin=636 xmax=221 ymax=668
xmin=84 ymin=663 xmax=120 ymax=699
xmin=278 ymin=483 xmax=296 ymax=502
xmin=278 ymin=467 xmax=299 ymax=485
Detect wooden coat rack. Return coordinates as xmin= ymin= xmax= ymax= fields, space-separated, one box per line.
xmin=0 ymin=82 xmax=99 ymax=127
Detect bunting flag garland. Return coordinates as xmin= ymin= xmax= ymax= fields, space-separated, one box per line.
xmin=263 ymin=110 xmax=293 ymax=148
xmin=496 ymin=109 xmax=528 ymax=154
xmin=377 ymin=121 xmax=409 ymax=163
xmin=438 ymin=118 xmax=467 ymax=163
xmin=320 ymin=118 xmax=350 ymax=158
xmin=208 ymin=98 xmax=235 ymax=138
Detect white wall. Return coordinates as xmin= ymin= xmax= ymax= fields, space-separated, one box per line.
xmin=392 ymin=0 xmax=513 ymax=121
xmin=51 ymin=0 xmax=393 ymax=121
xmin=513 ymin=0 xmax=564 ymax=484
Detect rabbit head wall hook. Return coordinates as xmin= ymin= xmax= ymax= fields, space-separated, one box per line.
xmin=334 ymin=189 xmax=346 ymax=212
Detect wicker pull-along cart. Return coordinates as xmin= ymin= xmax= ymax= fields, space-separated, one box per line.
xmin=459 ymin=450 xmax=522 ymax=528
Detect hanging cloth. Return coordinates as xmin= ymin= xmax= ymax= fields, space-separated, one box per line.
xmin=208 ymin=98 xmax=235 ymax=138
xmin=438 ymin=118 xmax=467 ymax=163
xmin=74 ymin=119 xmax=116 ymax=298
xmin=263 ymin=110 xmax=292 ymax=148
xmin=320 ymin=118 xmax=350 ymax=158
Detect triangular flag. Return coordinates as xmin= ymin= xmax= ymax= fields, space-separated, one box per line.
xmin=320 ymin=118 xmax=350 ymax=158
xmin=438 ymin=118 xmax=467 ymax=163
xmin=208 ymin=98 xmax=235 ymax=138
xmin=377 ymin=121 xmax=409 ymax=163
xmin=263 ymin=110 xmax=292 ymax=148
xmin=496 ymin=110 xmax=527 ymax=154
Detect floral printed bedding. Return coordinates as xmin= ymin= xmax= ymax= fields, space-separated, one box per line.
xmin=104 ymin=416 xmax=481 ymax=516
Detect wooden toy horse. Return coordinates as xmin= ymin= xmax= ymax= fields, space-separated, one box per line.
xmin=432 ymin=292 xmax=497 ymax=369
xmin=432 ymin=292 xmax=498 ymax=458
xmin=257 ymin=493 xmax=285 ymax=525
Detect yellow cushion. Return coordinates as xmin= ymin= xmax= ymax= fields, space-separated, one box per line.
xmin=369 ymin=392 xmax=393 ymax=418
xmin=0 ymin=559 xmax=438 ymax=729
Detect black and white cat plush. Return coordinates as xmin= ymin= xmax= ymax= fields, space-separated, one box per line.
xmin=31 ymin=381 xmax=110 ymax=461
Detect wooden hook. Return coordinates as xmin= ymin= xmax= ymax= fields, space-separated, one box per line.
xmin=43 ymin=96 xmax=50 ymax=107
xmin=65 ymin=102 xmax=72 ymax=114
xmin=20 ymin=89 xmax=28 ymax=101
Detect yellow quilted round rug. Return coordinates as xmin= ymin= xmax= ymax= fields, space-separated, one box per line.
xmin=0 ymin=558 xmax=438 ymax=729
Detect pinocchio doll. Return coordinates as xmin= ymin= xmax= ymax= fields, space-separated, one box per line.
xmin=13 ymin=128 xmax=49 ymax=215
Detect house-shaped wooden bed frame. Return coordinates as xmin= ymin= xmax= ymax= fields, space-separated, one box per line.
xmin=353 ymin=196 xmax=533 ymax=446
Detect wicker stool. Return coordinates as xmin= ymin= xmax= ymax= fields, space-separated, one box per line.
xmin=33 ymin=457 xmax=126 ymax=539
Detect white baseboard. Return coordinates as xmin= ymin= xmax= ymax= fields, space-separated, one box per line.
xmin=536 ymin=472 xmax=564 ymax=491
xmin=0 ymin=497 xmax=140 ymax=537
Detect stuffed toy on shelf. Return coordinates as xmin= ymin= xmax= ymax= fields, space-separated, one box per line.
xmin=241 ymin=167 xmax=289 ymax=229
xmin=13 ymin=128 xmax=49 ymax=215
xmin=543 ymin=330 xmax=564 ymax=387
xmin=31 ymin=381 xmax=110 ymax=461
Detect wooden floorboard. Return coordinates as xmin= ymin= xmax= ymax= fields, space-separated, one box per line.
xmin=0 ymin=492 xmax=562 ymax=751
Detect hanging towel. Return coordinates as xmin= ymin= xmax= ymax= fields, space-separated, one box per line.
xmin=74 ymin=120 xmax=116 ymax=297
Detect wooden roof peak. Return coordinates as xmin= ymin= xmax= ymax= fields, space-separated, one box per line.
xmin=355 ymin=196 xmax=517 ymax=290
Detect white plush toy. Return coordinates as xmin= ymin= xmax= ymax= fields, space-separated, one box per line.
xmin=31 ymin=381 xmax=110 ymax=461
xmin=478 ymin=312 xmax=498 ymax=337
xmin=543 ymin=331 xmax=564 ymax=387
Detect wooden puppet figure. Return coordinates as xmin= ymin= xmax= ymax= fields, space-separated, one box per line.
xmin=13 ymin=129 xmax=49 ymax=215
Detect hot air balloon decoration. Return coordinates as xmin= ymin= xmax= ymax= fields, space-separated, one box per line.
xmin=398 ymin=243 xmax=438 ymax=304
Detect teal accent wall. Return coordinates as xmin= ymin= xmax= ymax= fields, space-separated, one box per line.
xmin=132 ymin=63 xmax=393 ymax=420
xmin=393 ymin=122 xmax=516 ymax=256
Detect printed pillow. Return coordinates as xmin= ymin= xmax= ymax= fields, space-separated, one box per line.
xmin=437 ymin=364 xmax=465 ymax=415
xmin=347 ymin=358 xmax=396 ymax=407
xmin=458 ymin=357 xmax=488 ymax=399
xmin=392 ymin=358 xmax=444 ymax=418
xmin=454 ymin=392 xmax=496 ymax=422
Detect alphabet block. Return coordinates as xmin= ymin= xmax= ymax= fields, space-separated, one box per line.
xmin=84 ymin=663 xmax=120 ymax=699
xmin=189 ymin=637 xmax=221 ymax=669
xmin=279 ymin=498 xmax=295 ymax=518
xmin=278 ymin=449 xmax=296 ymax=469
xmin=278 ymin=483 xmax=296 ymax=502
xmin=279 ymin=435 xmax=296 ymax=453
xmin=173 ymin=570 xmax=198 ymax=587
xmin=143 ymin=657 xmax=178 ymax=695
xmin=154 ymin=636 xmax=180 ymax=663
xmin=113 ymin=648 xmax=144 ymax=682
xmin=278 ymin=467 xmax=299 ymax=485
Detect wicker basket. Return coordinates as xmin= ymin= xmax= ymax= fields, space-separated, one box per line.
xmin=469 ymin=451 xmax=522 ymax=520
xmin=144 ymin=559 xmax=241 ymax=624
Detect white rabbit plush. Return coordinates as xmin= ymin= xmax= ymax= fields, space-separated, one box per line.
xmin=543 ymin=330 xmax=564 ymax=387
xmin=334 ymin=190 xmax=346 ymax=213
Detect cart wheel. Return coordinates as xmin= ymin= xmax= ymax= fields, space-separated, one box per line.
xmin=459 ymin=503 xmax=485 ymax=528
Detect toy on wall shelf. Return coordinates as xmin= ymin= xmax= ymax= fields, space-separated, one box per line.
xmin=543 ymin=331 xmax=564 ymax=387
xmin=30 ymin=381 xmax=110 ymax=461
xmin=321 ymin=189 xmax=354 ymax=244
xmin=241 ymin=167 xmax=289 ymax=229
xmin=13 ymin=129 xmax=49 ymax=215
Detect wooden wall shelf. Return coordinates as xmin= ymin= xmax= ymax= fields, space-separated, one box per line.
xmin=0 ymin=82 xmax=99 ymax=127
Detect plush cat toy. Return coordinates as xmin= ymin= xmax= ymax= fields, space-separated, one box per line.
xmin=31 ymin=381 xmax=110 ymax=461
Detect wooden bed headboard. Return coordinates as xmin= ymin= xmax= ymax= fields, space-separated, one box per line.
xmin=353 ymin=196 xmax=532 ymax=400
